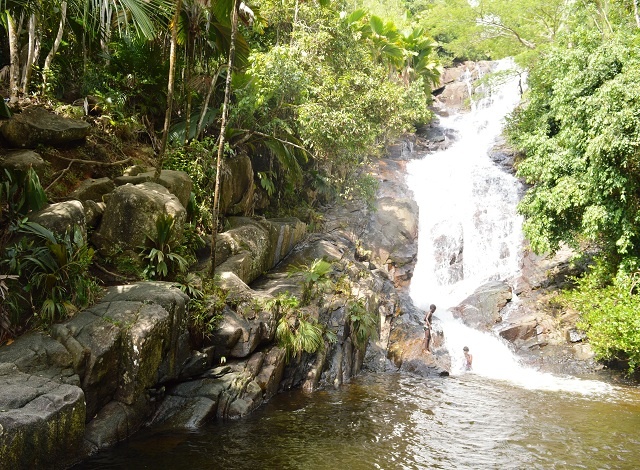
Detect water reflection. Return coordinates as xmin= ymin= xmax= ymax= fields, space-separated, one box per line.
xmin=78 ymin=373 xmax=640 ymax=470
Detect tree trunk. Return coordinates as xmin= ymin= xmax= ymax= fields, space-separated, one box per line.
xmin=195 ymin=65 xmax=225 ymax=140
xmin=42 ymin=2 xmax=68 ymax=93
xmin=184 ymin=38 xmax=193 ymax=145
xmin=156 ymin=0 xmax=183 ymax=180
xmin=210 ymin=0 xmax=239 ymax=275
xmin=6 ymin=12 xmax=20 ymax=103
xmin=20 ymin=13 xmax=38 ymax=95
xmin=634 ymin=0 xmax=640 ymax=28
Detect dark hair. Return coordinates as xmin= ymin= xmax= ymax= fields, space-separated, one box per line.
xmin=463 ymin=346 xmax=469 ymax=352
xmin=429 ymin=304 xmax=436 ymax=311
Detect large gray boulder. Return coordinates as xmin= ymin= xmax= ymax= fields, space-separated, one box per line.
xmin=69 ymin=177 xmax=115 ymax=203
xmin=0 ymin=366 xmax=86 ymax=470
xmin=92 ymin=182 xmax=186 ymax=253
xmin=151 ymin=344 xmax=287 ymax=427
xmin=219 ymin=154 xmax=254 ymax=216
xmin=451 ymin=280 xmax=513 ymax=330
xmin=28 ymin=200 xmax=86 ymax=240
xmin=1 ymin=107 xmax=91 ymax=148
xmin=49 ymin=283 xmax=189 ymax=420
xmin=114 ymin=170 xmax=192 ymax=209
xmin=209 ymin=306 xmax=275 ymax=359
xmin=0 ymin=149 xmax=47 ymax=178
xmin=210 ymin=217 xmax=306 ymax=285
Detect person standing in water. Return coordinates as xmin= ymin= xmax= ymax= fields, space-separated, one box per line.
xmin=423 ymin=304 xmax=436 ymax=352
xmin=463 ymin=346 xmax=473 ymax=370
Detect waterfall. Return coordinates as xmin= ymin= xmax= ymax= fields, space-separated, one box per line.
xmin=407 ymin=60 xmax=611 ymax=395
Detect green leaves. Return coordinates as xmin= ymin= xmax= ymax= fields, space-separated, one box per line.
xmin=348 ymin=298 xmax=378 ymax=349
xmin=565 ymin=268 xmax=640 ymax=373
xmin=139 ymin=214 xmax=189 ymax=280
xmin=509 ymin=29 xmax=640 ymax=265
xmin=267 ymin=292 xmax=325 ymax=363
xmin=1 ymin=222 xmax=100 ymax=328
xmin=288 ymin=258 xmax=334 ymax=306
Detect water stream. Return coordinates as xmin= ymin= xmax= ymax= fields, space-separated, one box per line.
xmin=407 ymin=61 xmax=611 ymax=396
xmin=77 ymin=64 xmax=640 ymax=469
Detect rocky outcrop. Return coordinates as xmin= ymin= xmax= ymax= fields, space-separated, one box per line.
xmin=433 ymin=61 xmax=494 ymax=111
xmin=451 ymin=280 xmax=513 ymax=330
xmin=0 ymin=364 xmax=86 ymax=470
xmin=0 ymin=333 xmax=86 ymax=469
xmin=92 ymin=182 xmax=187 ymax=253
xmin=69 ymin=177 xmax=115 ymax=203
xmin=114 ymin=169 xmax=193 ymax=209
xmin=220 ymin=154 xmax=255 ymax=216
xmin=1 ymin=107 xmax=91 ymax=148
xmin=208 ymin=216 xmax=307 ymax=283
xmin=363 ymin=157 xmax=419 ymax=289
xmin=0 ymin=210 xmax=315 ymax=467
xmin=0 ymin=282 xmax=188 ymax=468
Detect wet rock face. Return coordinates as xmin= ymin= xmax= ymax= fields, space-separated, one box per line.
xmin=432 ymin=60 xmax=495 ymax=111
xmin=1 ymin=107 xmax=90 ymax=148
xmin=451 ymin=281 xmax=513 ymax=330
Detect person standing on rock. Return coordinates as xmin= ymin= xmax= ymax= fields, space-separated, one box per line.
xmin=463 ymin=346 xmax=473 ymax=371
xmin=423 ymin=304 xmax=436 ymax=352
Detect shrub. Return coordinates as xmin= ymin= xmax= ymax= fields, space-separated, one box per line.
xmin=347 ymin=298 xmax=378 ymax=350
xmin=139 ymin=214 xmax=189 ymax=280
xmin=288 ymin=258 xmax=334 ymax=306
xmin=1 ymin=222 xmax=101 ymax=330
xmin=265 ymin=292 xmax=325 ymax=363
xmin=563 ymin=267 xmax=640 ymax=373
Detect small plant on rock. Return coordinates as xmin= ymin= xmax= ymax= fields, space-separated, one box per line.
xmin=288 ymin=258 xmax=334 ymax=306
xmin=266 ymin=292 xmax=325 ymax=363
xmin=185 ymin=277 xmax=227 ymax=345
xmin=139 ymin=214 xmax=188 ymax=280
xmin=347 ymin=298 xmax=378 ymax=350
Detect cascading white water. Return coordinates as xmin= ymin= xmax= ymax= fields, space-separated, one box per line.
xmin=407 ymin=60 xmax=611 ymax=395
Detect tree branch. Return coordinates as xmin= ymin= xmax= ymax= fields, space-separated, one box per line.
xmin=477 ymin=18 xmax=537 ymax=49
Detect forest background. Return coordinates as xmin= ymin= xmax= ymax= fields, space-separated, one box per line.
xmin=2 ymin=0 xmax=640 ymax=373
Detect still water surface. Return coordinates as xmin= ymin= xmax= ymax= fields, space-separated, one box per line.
xmin=78 ymin=372 xmax=640 ymax=469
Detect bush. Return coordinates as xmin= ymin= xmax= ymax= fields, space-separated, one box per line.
xmin=139 ymin=214 xmax=189 ymax=280
xmin=1 ymin=222 xmax=101 ymax=330
xmin=563 ymin=266 xmax=640 ymax=373
xmin=265 ymin=293 xmax=326 ymax=363
xmin=347 ymin=298 xmax=378 ymax=350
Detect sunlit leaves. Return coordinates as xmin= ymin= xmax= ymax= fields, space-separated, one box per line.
xmin=508 ymin=29 xmax=640 ymax=265
xmin=566 ymin=270 xmax=640 ymax=373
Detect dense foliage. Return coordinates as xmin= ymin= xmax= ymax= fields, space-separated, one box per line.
xmin=563 ymin=265 xmax=640 ymax=373
xmin=506 ymin=3 xmax=640 ymax=372
xmin=0 ymin=0 xmax=442 ymax=341
xmin=4 ymin=0 xmax=640 ymax=373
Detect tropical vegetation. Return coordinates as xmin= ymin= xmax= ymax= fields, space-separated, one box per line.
xmin=0 ymin=0 xmax=440 ymax=342
xmin=3 ymin=0 xmax=640 ymax=373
